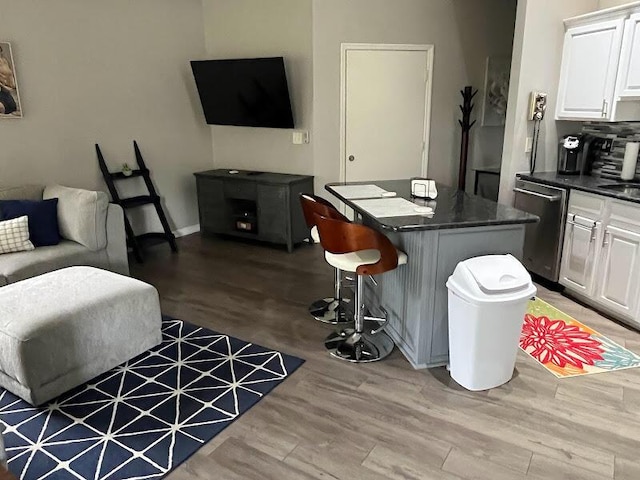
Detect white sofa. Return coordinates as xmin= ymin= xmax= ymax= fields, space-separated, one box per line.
xmin=0 ymin=184 xmax=129 ymax=286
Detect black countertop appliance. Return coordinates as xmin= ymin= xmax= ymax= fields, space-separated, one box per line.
xmin=558 ymin=134 xmax=586 ymax=174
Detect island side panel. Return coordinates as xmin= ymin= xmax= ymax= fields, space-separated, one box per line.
xmin=363 ymin=228 xmax=439 ymax=369
xmin=365 ymin=224 xmax=526 ymax=370
xmin=429 ymin=225 xmax=526 ymax=367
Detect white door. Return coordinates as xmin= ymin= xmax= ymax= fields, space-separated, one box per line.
xmin=556 ymin=19 xmax=625 ymax=120
xmin=595 ymin=225 xmax=640 ymax=318
xmin=342 ymin=45 xmax=432 ymax=182
xmin=559 ymin=216 xmax=600 ymax=296
xmin=617 ymin=13 xmax=640 ymax=99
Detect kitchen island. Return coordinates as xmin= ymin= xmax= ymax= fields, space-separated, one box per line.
xmin=326 ymin=180 xmax=538 ymax=369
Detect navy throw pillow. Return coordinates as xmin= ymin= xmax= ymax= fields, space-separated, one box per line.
xmin=0 ymin=199 xmax=61 ymax=247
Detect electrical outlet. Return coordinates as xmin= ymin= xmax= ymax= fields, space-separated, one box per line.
xmin=525 ymin=137 xmax=533 ymax=153
xmin=292 ymin=131 xmax=309 ymax=145
xmin=601 ymin=138 xmax=614 ymax=153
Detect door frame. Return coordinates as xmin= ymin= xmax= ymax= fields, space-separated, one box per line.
xmin=339 ymin=43 xmax=435 ymax=183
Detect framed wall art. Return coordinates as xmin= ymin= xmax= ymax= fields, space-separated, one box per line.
xmin=0 ymin=42 xmax=22 ymax=118
xmin=481 ymin=56 xmax=510 ymax=127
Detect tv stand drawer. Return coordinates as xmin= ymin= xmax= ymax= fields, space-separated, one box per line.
xmin=224 ymin=180 xmax=257 ymax=200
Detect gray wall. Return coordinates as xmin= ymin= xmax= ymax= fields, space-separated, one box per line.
xmin=312 ymin=0 xmax=518 ymax=196
xmin=452 ymin=0 xmax=517 ymax=191
xmin=201 ymin=0 xmax=314 ymax=177
xmin=0 ymin=0 xmax=213 ymax=233
xmin=312 ymin=0 xmax=468 ymax=193
xmin=499 ymin=0 xmax=598 ymax=205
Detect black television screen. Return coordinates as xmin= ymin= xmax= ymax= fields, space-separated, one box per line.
xmin=190 ymin=57 xmax=294 ymax=129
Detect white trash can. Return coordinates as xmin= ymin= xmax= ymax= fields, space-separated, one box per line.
xmin=446 ymin=254 xmax=536 ymax=391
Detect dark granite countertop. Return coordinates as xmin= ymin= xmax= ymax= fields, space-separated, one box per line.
xmin=517 ymin=172 xmax=640 ymax=204
xmin=194 ymin=169 xmax=313 ymax=185
xmin=326 ymin=180 xmax=538 ymax=232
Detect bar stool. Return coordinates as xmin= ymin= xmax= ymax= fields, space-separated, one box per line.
xmin=299 ymin=193 xmax=352 ymax=325
xmin=314 ymin=214 xmax=407 ymax=362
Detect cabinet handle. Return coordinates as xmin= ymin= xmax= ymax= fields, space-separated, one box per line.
xmin=602 ymin=99 xmax=609 ymax=118
xmin=603 ymin=231 xmax=611 ymax=247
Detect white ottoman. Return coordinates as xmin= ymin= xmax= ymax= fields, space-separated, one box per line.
xmin=0 ymin=266 xmax=162 ymax=406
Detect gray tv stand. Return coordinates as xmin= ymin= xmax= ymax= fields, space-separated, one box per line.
xmin=194 ymin=169 xmax=314 ymax=252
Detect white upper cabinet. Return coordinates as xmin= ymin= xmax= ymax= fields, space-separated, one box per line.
xmin=556 ymin=19 xmax=625 ymax=120
xmin=617 ymin=13 xmax=640 ymax=99
xmin=556 ymin=3 xmax=640 ymax=121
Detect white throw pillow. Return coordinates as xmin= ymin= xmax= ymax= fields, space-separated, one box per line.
xmin=0 ymin=216 xmax=35 ymax=254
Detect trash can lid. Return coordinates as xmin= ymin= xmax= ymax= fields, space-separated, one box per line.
xmin=446 ymin=254 xmax=536 ymax=304
xmin=464 ymin=254 xmax=530 ymax=294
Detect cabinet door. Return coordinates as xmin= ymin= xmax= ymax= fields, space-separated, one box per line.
xmin=559 ymin=217 xmax=600 ymax=296
xmin=617 ymin=13 xmax=640 ymax=99
xmin=257 ymin=184 xmax=289 ymax=244
xmin=197 ymin=178 xmax=228 ymax=234
xmin=556 ymin=19 xmax=625 ymax=120
xmin=595 ymin=225 xmax=640 ymax=318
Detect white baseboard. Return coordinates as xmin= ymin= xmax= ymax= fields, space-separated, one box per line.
xmin=173 ymin=224 xmax=200 ymax=238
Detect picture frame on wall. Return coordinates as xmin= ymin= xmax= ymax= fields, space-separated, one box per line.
xmin=0 ymin=42 xmax=23 ymax=119
xmin=481 ymin=56 xmax=510 ymax=127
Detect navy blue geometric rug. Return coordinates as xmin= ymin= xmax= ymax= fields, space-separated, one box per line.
xmin=0 ymin=318 xmax=304 ymax=479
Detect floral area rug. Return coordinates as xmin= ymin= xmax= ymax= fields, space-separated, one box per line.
xmin=520 ymin=298 xmax=640 ymax=378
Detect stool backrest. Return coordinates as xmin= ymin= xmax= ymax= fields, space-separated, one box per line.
xmin=299 ymin=193 xmax=348 ymax=228
xmin=314 ymin=214 xmax=399 ymax=276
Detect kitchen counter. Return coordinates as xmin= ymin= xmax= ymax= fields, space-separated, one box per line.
xmin=518 ymin=172 xmax=640 ymax=204
xmin=326 ymin=180 xmax=538 ymax=232
xmin=326 ymin=179 xmax=534 ymax=369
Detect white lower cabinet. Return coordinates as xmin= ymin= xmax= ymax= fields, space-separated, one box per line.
xmin=595 ymin=225 xmax=640 ymax=319
xmin=560 ymin=217 xmax=600 ymax=296
xmin=560 ymin=191 xmax=640 ymax=326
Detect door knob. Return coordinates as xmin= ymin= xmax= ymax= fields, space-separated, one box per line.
xmin=348 ymin=155 xmax=355 ymax=162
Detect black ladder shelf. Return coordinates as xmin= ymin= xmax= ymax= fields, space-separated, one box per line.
xmin=96 ymin=141 xmax=178 ymax=263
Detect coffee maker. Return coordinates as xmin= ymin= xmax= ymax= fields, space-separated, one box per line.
xmin=557 ymin=134 xmax=605 ymax=175
xmin=558 ymin=135 xmax=586 ymax=175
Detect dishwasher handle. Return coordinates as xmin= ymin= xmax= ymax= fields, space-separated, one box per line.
xmin=513 ymin=187 xmax=562 ymax=202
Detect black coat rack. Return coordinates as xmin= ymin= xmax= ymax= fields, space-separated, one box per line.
xmin=458 ymin=86 xmax=478 ymax=191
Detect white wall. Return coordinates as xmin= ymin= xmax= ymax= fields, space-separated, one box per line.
xmin=599 ymin=0 xmax=637 ymax=8
xmin=201 ymin=0 xmax=313 ymax=176
xmin=0 ymin=0 xmax=213 ymax=233
xmin=499 ymin=0 xmax=598 ymax=205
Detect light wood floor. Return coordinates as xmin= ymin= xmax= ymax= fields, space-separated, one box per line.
xmin=132 ymin=234 xmax=640 ymax=480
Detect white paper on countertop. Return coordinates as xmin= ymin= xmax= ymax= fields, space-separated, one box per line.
xmin=352 ymin=197 xmax=433 ymax=218
xmin=331 ymin=184 xmax=391 ymax=199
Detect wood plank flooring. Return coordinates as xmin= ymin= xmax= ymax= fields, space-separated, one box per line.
xmin=132 ymin=234 xmax=640 ymax=480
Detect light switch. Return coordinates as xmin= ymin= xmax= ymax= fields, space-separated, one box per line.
xmin=292 ymin=131 xmax=309 ymax=145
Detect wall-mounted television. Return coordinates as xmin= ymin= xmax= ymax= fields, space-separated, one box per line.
xmin=190 ymin=57 xmax=294 ymax=129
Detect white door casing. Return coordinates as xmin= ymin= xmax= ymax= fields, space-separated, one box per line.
xmin=340 ymin=44 xmax=434 ymax=183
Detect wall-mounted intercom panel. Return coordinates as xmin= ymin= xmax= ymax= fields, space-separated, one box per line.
xmin=528 ymin=92 xmax=548 ymax=121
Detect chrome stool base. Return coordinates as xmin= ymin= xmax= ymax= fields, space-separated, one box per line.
xmin=324 ymin=328 xmax=394 ymax=363
xmin=308 ymin=297 xmax=352 ymax=325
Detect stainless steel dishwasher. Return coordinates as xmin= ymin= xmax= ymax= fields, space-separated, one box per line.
xmin=513 ymin=179 xmax=568 ymax=283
